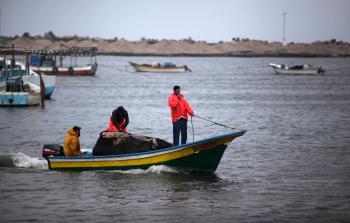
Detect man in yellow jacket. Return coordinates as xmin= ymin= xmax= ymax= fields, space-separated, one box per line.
xmin=63 ymin=126 xmax=82 ymax=157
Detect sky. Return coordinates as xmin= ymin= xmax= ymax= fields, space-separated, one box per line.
xmin=1 ymin=0 xmax=350 ymax=43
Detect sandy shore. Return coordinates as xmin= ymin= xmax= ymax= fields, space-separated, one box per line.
xmin=1 ymin=34 xmax=350 ymax=57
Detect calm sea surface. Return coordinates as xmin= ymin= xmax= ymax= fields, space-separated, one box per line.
xmin=0 ymin=56 xmax=350 ymax=222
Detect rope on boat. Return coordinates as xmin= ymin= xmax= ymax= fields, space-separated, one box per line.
xmin=98 ymin=63 xmax=126 ymax=72
xmin=194 ymin=115 xmax=246 ymax=132
xmin=190 ymin=116 xmax=194 ymax=142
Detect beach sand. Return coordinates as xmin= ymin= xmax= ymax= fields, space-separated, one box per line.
xmin=1 ymin=35 xmax=350 ymax=57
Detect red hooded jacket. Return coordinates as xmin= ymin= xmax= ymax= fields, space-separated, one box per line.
xmin=107 ymin=118 xmax=127 ymax=133
xmin=168 ymin=93 xmax=194 ymax=123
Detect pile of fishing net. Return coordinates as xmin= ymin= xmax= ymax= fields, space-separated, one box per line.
xmin=92 ymin=131 xmax=172 ymax=156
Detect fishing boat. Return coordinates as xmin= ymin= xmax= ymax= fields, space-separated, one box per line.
xmin=46 ymin=130 xmax=246 ymax=172
xmin=0 ymin=47 xmax=45 ymax=106
xmin=0 ymin=78 xmax=41 ymax=106
xmin=269 ymin=63 xmax=325 ymax=75
xmin=129 ymin=62 xmax=191 ymax=73
xmin=1 ymin=49 xmax=56 ymax=98
xmin=29 ymin=47 xmax=98 ymax=76
xmin=0 ymin=59 xmax=56 ymax=98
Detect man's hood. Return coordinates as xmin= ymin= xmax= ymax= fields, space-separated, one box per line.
xmin=67 ymin=128 xmax=78 ymax=136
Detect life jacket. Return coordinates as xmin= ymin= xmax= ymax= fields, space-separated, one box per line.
xmin=107 ymin=118 xmax=127 ymax=133
xmin=168 ymin=93 xmax=193 ymax=123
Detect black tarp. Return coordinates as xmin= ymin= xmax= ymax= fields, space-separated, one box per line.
xmin=92 ymin=131 xmax=172 ymax=156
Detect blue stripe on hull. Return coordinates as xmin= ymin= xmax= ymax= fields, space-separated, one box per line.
xmin=0 ymin=94 xmax=28 ymax=106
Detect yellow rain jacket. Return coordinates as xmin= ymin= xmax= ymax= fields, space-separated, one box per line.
xmin=63 ymin=128 xmax=81 ymax=157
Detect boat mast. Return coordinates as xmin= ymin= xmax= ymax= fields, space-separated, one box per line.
xmin=25 ymin=49 xmax=30 ymax=75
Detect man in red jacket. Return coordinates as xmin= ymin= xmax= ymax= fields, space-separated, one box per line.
xmin=168 ymin=85 xmax=194 ymax=146
xmin=106 ymin=106 xmax=129 ymax=133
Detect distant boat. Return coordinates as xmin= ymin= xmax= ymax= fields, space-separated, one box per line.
xmin=29 ymin=47 xmax=98 ymax=76
xmin=31 ymin=64 xmax=97 ymax=76
xmin=269 ymin=63 xmax=325 ymax=75
xmin=129 ymin=62 xmax=191 ymax=73
xmin=0 ymin=57 xmax=56 ymax=99
xmin=45 ymin=130 xmax=246 ymax=172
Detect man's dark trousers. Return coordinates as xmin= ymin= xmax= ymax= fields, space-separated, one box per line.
xmin=173 ymin=117 xmax=187 ymax=146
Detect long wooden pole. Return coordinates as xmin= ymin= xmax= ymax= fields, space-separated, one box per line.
xmin=39 ymin=73 xmax=45 ymax=109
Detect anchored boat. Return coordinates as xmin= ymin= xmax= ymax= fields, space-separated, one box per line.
xmin=1 ymin=48 xmax=56 ymax=98
xmin=269 ymin=63 xmax=325 ymax=75
xmin=0 ymin=48 xmax=43 ymax=106
xmin=129 ymin=62 xmax=191 ymax=73
xmin=0 ymin=58 xmax=56 ymax=99
xmin=46 ymin=130 xmax=246 ymax=172
xmin=29 ymin=47 xmax=98 ymax=76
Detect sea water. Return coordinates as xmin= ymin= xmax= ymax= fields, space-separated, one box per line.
xmin=0 ymin=56 xmax=350 ymax=222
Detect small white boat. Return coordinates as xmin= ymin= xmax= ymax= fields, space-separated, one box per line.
xmin=269 ymin=63 xmax=325 ymax=75
xmin=129 ymin=62 xmax=191 ymax=73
